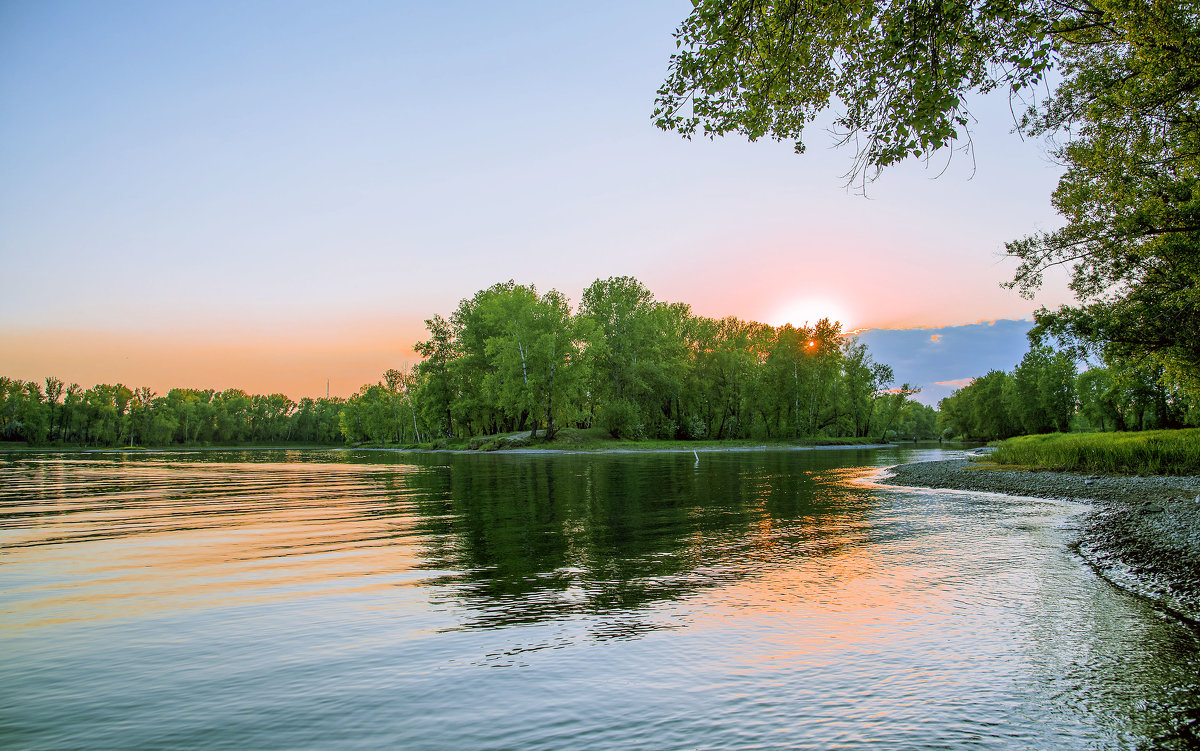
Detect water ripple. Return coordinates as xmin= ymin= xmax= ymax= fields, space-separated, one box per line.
xmin=2 ymin=448 xmax=1199 ymax=750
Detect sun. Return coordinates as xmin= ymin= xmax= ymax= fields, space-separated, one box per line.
xmin=767 ymin=297 xmax=855 ymax=330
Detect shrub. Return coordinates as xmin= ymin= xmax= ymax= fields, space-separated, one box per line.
xmin=680 ymin=415 xmax=707 ymax=440
xmin=598 ymin=399 xmax=643 ymax=439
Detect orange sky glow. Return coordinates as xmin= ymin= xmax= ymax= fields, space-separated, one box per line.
xmin=1 ymin=3 xmax=1074 ymax=400
xmin=1 ymin=325 xmax=425 ymax=400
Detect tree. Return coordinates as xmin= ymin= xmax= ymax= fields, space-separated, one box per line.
xmin=414 ymin=314 xmax=458 ymax=437
xmin=579 ymin=276 xmax=663 ymax=435
xmin=477 ymin=285 xmax=584 ymax=438
xmin=1007 ymin=1 xmax=1200 ymax=396
xmin=214 ymin=389 xmax=252 ymax=443
xmin=399 ymin=365 xmax=425 ymax=443
xmin=44 ymin=377 xmax=63 ymax=442
xmin=655 ymin=0 xmax=1054 ymax=182
xmin=875 ymin=384 xmax=921 ymax=441
xmin=383 ymin=368 xmax=407 ymax=443
xmin=655 ymin=0 xmax=1200 ymax=388
xmin=1007 ymin=345 xmax=1077 ymax=434
xmin=841 ymin=340 xmax=894 ymax=438
xmin=0 ymin=379 xmax=49 ymax=443
xmin=340 ymin=384 xmax=392 ymax=443
xmin=1076 ymin=366 xmax=1124 ymax=431
xmin=938 ymin=370 xmax=1021 ymax=440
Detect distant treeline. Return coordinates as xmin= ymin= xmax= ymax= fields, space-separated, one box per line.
xmin=0 ymin=381 xmax=345 ymax=447
xmin=0 ymin=277 xmax=936 ymax=447
xmin=938 ymin=345 xmax=1200 ymax=442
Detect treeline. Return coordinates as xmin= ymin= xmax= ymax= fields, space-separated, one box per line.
xmin=402 ymin=276 xmax=936 ymax=442
xmin=1 ymin=277 xmax=934 ymax=448
xmin=939 ymin=345 xmax=1200 ymax=442
xmin=0 ymin=380 xmax=345 ymax=447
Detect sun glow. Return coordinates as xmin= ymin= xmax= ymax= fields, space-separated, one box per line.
xmin=767 ymin=297 xmax=855 ymax=330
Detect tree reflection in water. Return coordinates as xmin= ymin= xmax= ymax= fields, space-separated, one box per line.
xmin=378 ymin=450 xmax=881 ymax=632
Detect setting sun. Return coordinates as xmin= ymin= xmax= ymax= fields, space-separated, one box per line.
xmin=767 ymin=297 xmax=855 ymax=329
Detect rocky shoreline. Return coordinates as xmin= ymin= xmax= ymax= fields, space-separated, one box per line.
xmin=884 ymin=458 xmax=1200 ymax=623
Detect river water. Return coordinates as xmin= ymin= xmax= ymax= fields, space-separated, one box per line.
xmin=2 ymin=447 xmax=1198 ymax=750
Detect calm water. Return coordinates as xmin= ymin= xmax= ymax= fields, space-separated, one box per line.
xmin=2 ymin=447 xmax=1198 ymax=750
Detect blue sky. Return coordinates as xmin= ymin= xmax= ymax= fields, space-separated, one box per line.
xmin=859 ymin=320 xmax=1037 ymax=406
xmin=1 ymin=1 xmax=1072 ymax=396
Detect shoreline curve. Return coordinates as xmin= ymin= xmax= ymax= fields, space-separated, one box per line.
xmin=885 ymin=458 xmax=1200 ymax=625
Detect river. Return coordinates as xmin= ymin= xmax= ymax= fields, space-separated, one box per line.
xmin=2 ymin=447 xmax=1198 ymax=749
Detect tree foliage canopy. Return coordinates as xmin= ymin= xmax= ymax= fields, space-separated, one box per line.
xmin=655 ymin=0 xmax=1200 ymax=392
xmin=654 ymin=0 xmax=1054 ymax=180
xmin=407 ymin=276 xmax=930 ymax=443
xmin=1009 ymin=1 xmax=1200 ymax=394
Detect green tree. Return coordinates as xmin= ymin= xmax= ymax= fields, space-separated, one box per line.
xmin=340 ymin=384 xmax=393 ymax=443
xmin=0 ymin=379 xmax=49 ymax=443
xmin=840 ymin=340 xmax=894 ymax=438
xmin=894 ymin=400 xmax=940 ymax=441
xmin=688 ymin=316 xmax=765 ymax=439
xmin=250 ymin=393 xmax=296 ymax=442
xmin=656 ymin=0 xmax=1200 ymax=388
xmin=1006 ymin=1 xmax=1200 ymax=394
xmin=214 ymin=389 xmax=252 ymax=442
xmin=939 ymin=370 xmax=1021 ymax=441
xmin=128 ymin=387 xmax=154 ymax=446
xmin=1007 ymin=345 xmax=1077 ymax=434
xmin=1076 ymin=366 xmax=1124 ymax=432
xmin=655 ymin=0 xmax=1054 ymax=181
xmin=383 ymin=368 xmax=408 ymax=443
xmin=875 ymin=384 xmax=920 ymax=442
xmin=44 ymin=377 xmax=63 ymax=442
xmin=168 ymin=388 xmax=209 ymax=444
xmin=579 ymin=276 xmax=663 ymax=426
xmin=414 ymin=314 xmax=458 ymax=437
xmin=478 ymin=286 xmax=585 ymax=438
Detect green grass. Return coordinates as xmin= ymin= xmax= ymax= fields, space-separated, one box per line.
xmin=989 ymin=428 xmax=1200 ymax=476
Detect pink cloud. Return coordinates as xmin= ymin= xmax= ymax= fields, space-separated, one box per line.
xmin=935 ymin=378 xmax=976 ymax=388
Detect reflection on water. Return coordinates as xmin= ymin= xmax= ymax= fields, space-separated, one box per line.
xmin=1 ymin=448 xmax=1198 ymax=750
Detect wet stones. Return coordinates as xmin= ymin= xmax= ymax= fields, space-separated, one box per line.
xmin=886 ymin=458 xmax=1200 ymax=620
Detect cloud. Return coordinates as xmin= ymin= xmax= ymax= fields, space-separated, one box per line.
xmin=852 ymin=317 xmax=1033 ymax=334
xmin=935 ymin=378 xmax=975 ymax=388
xmin=857 ymin=319 xmax=1034 ymax=406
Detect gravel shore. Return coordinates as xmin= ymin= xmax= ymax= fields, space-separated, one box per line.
xmin=884 ymin=457 xmax=1200 ymax=623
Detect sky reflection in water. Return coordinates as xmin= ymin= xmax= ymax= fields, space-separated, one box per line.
xmin=2 ymin=447 xmax=1198 ymax=750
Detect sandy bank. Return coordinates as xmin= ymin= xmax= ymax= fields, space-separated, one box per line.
xmin=884 ymin=458 xmax=1200 ymax=623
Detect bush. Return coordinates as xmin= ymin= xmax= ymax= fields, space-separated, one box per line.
xmin=680 ymin=415 xmax=707 ymax=440
xmin=650 ymin=418 xmax=677 ymax=440
xmin=598 ymin=399 xmax=643 ymax=439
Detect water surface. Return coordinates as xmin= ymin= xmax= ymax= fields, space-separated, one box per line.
xmin=2 ymin=448 xmax=1198 ymax=749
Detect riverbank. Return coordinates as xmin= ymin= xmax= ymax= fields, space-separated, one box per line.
xmin=483 ymin=442 xmax=897 ymax=455
xmin=884 ymin=458 xmax=1200 ymax=622
xmin=0 ymin=440 xmax=908 ymax=455
xmin=438 ymin=427 xmax=900 ymax=453
xmin=991 ymin=428 xmax=1200 ymax=476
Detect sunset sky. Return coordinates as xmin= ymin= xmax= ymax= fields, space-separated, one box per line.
xmin=1 ymin=1 xmax=1073 ymax=399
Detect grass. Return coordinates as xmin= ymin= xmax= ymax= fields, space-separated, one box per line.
xmin=989 ymin=428 xmax=1200 ymax=476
